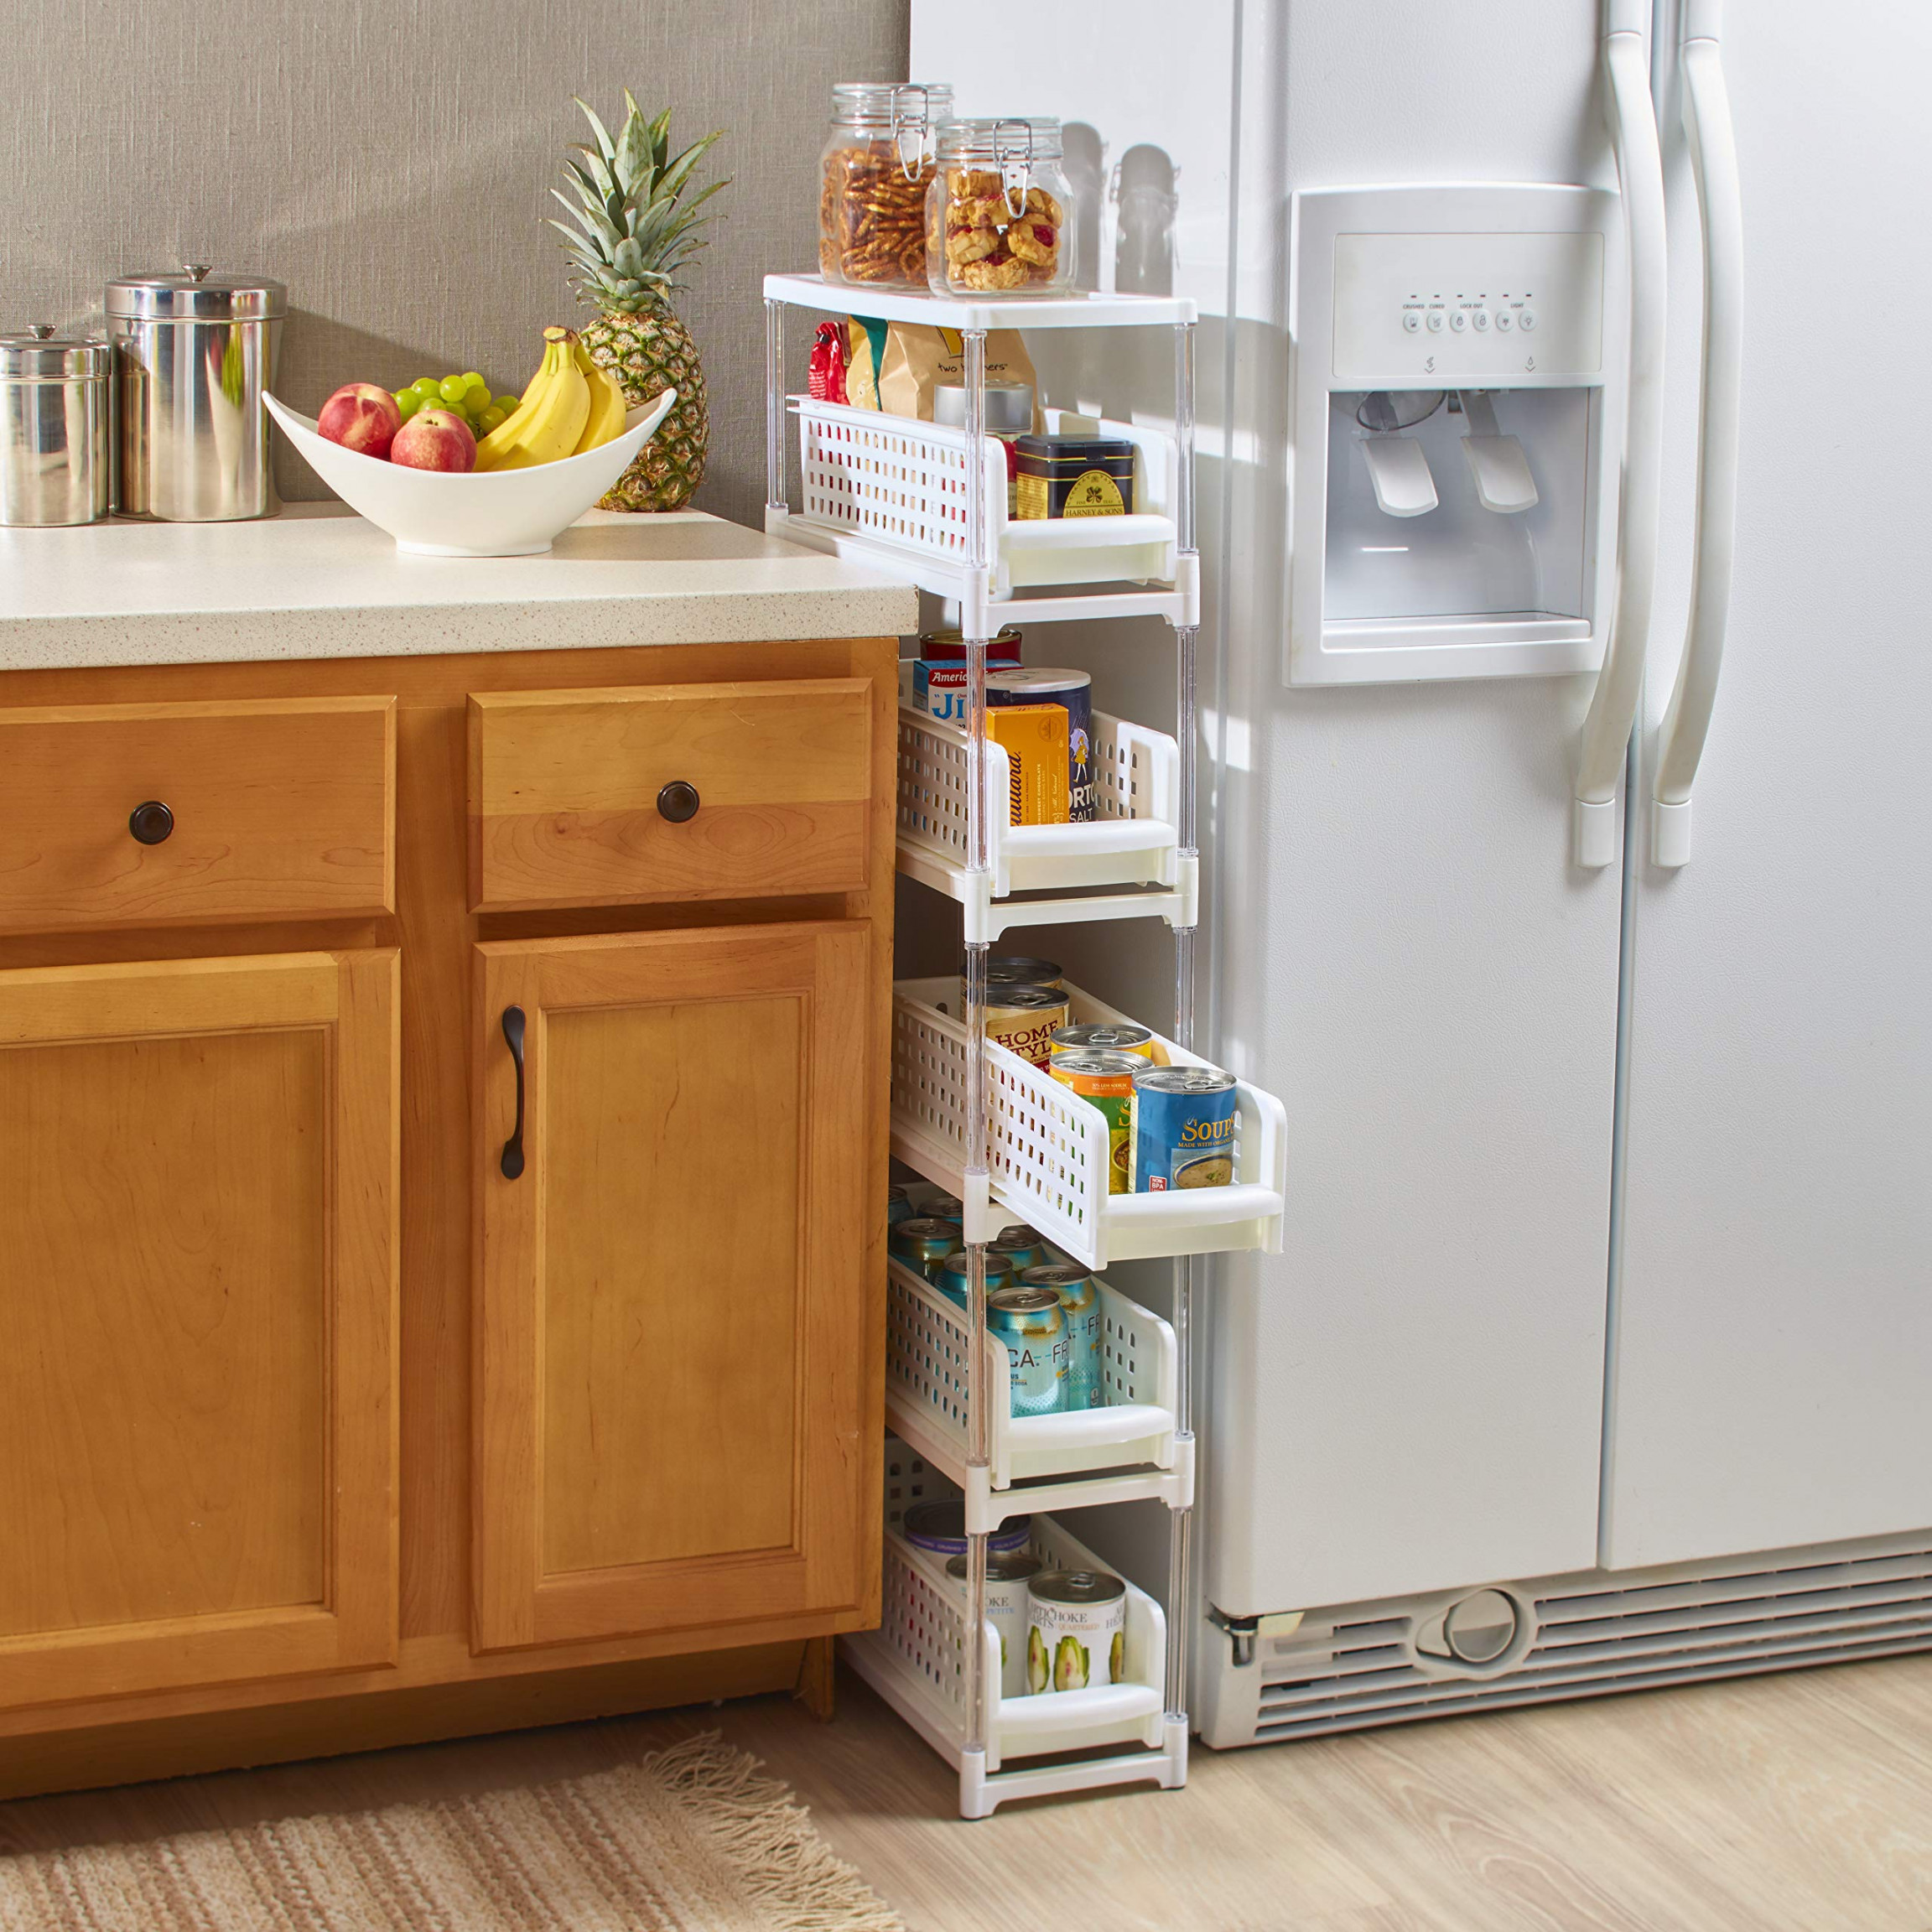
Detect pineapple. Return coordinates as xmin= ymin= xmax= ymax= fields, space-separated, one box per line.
xmin=551 ymin=93 xmax=725 ymax=512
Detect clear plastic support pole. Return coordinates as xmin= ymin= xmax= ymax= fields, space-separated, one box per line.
xmin=960 ymin=328 xmax=993 ymax=1783
xmin=764 ymin=299 xmax=785 ymax=513
xmin=1166 ymin=319 xmax=1201 ymax=1730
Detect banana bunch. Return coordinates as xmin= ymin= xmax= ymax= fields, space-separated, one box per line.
xmin=475 ymin=326 xmax=628 ymax=471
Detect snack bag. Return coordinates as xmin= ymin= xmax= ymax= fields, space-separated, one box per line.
xmin=844 ymin=325 xmax=1042 ymax=430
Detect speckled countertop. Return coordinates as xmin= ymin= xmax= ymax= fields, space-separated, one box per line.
xmin=0 ymin=504 xmax=916 ymax=670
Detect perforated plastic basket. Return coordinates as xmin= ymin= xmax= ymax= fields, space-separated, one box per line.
xmin=891 ymin=979 xmax=1286 ymax=1268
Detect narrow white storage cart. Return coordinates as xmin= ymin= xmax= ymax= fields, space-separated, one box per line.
xmin=762 ymin=272 xmax=1285 ymax=1817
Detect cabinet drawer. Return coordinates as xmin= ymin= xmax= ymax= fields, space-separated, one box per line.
xmin=469 ymin=678 xmax=872 ymax=912
xmin=0 ymin=698 xmax=395 ymax=934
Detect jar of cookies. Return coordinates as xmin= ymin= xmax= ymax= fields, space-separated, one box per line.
xmin=820 ymin=82 xmax=954 ymax=289
xmin=928 ymin=118 xmax=1077 ymax=299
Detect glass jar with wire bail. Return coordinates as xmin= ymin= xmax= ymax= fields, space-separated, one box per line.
xmin=927 ymin=118 xmax=1077 ymax=298
xmin=820 ymin=82 xmax=953 ymax=289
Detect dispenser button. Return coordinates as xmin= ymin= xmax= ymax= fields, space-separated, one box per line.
xmin=1519 ymin=309 xmax=1538 ymax=333
xmin=1448 ymin=309 xmax=1468 ymax=334
xmin=1426 ymin=311 xmax=1445 ymax=334
xmin=1472 ymin=309 xmax=1490 ymax=333
xmin=1495 ymin=310 xmax=1514 ymax=333
xmin=1402 ymin=311 xmax=1421 ymax=334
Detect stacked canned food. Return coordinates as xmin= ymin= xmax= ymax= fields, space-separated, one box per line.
xmin=889 ymin=1187 xmax=1105 ymax=1416
xmin=953 ymin=956 xmax=1239 ymax=1191
xmin=904 ymin=1503 xmax=1129 ymax=1698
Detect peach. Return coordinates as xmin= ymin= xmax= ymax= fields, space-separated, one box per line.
xmin=317 ymin=382 xmax=402 ymax=458
xmin=391 ymin=408 xmax=477 ymax=473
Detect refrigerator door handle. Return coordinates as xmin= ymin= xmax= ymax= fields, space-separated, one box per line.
xmin=1651 ymin=0 xmax=1743 ymax=867
xmin=1574 ymin=0 xmax=1669 ymax=868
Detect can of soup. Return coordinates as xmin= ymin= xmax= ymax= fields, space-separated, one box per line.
xmin=1026 ymin=1568 xmax=1127 ymax=1693
xmin=886 ymin=1182 xmax=912 ymax=1228
xmin=961 ymin=955 xmax=1064 ymax=1010
xmin=986 ymin=1285 xmax=1067 ymax=1416
xmin=1051 ymin=1021 xmax=1157 ymax=1061
xmin=947 ymin=1549 xmax=1042 ymax=1698
xmin=989 ymin=1223 xmax=1051 ymax=1275
xmin=901 ymin=1499 xmax=1031 ymax=1558
xmin=936 ymin=1249 xmax=1015 ymax=1311
xmin=1132 ymin=1065 xmax=1238 ymax=1192
xmin=1050 ymin=1046 xmax=1141 ymax=1194
xmin=1024 ymin=1262 xmax=1101 ymax=1410
xmin=891 ymin=1217 xmax=963 ymax=1280
xmin=987 ymin=987 xmax=1072 ymax=1068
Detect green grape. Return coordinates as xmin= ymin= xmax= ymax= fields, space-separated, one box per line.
xmin=411 ymin=377 xmax=442 ymax=398
xmin=463 ymin=371 xmax=489 ymax=395
xmin=494 ymin=393 xmax=522 ymax=415
xmin=438 ymin=376 xmax=469 ymax=405
xmin=478 ymin=406 xmax=506 ymax=434
xmin=393 ymin=389 xmax=421 ymax=420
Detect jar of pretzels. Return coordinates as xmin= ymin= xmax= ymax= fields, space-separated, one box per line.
xmin=927 ymin=118 xmax=1077 ymax=299
xmin=820 ymin=82 xmax=954 ymax=289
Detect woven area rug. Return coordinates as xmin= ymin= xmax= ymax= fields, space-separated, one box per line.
xmin=0 ymin=1733 xmax=906 ymax=1932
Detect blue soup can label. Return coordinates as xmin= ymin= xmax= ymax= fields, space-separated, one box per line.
xmin=1131 ymin=1066 xmax=1238 ymax=1192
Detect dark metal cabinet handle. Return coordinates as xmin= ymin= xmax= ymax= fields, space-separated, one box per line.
xmin=657 ymin=779 xmax=700 ymax=823
xmin=128 ymin=801 xmax=174 ymax=845
xmin=500 ymin=1005 xmax=527 ymax=1180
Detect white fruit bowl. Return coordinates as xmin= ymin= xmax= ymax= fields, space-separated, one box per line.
xmin=266 ymin=389 xmax=678 ymax=558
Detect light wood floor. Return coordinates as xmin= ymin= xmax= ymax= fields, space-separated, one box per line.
xmin=3 ymin=1654 xmax=1930 ymax=1931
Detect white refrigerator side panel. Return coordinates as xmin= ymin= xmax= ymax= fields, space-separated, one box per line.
xmin=1605 ymin=0 xmax=1932 ymax=1569
xmin=1208 ymin=0 xmax=1626 ymax=1616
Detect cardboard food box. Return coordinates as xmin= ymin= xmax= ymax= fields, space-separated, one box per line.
xmin=989 ymin=704 xmax=1072 ymax=826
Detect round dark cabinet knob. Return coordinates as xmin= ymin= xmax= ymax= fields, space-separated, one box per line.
xmin=657 ymin=780 xmax=700 ymax=823
xmin=128 ymin=801 xmax=174 ymax=845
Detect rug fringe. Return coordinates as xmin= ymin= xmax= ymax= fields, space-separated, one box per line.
xmin=645 ymin=1732 xmax=908 ymax=1932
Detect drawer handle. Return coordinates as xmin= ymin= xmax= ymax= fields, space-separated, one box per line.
xmin=657 ymin=779 xmax=700 ymax=823
xmin=500 ymin=1005 xmax=527 ymax=1181
xmin=128 ymin=800 xmax=174 ymax=846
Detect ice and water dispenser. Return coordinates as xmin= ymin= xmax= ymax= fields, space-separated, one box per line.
xmin=1286 ymin=184 xmax=1626 ymax=685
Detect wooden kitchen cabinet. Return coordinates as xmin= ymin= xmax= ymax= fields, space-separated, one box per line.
xmin=0 ymin=630 xmax=895 ymax=1798
xmin=473 ymin=922 xmax=875 ymax=1653
xmin=0 ymin=948 xmax=399 ymax=1711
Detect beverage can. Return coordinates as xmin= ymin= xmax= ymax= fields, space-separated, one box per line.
xmin=886 ymin=1182 xmax=912 ymax=1227
xmin=985 ymin=1285 xmax=1067 ymax=1417
xmin=1131 ymin=1065 xmax=1238 ymax=1192
xmin=1049 ymin=1046 xmax=1141 ymax=1194
xmin=1026 ymin=1567 xmax=1127 ymax=1693
xmin=935 ymin=1248 xmax=1015 ymax=1311
xmin=989 ymin=1223 xmax=1050 ymax=1275
xmin=890 ymin=1216 xmax=963 ymax=1280
xmin=922 ymin=1192 xmax=964 ymax=1225
xmin=947 ymin=1550 xmax=1042 ymax=1698
xmin=1023 ymin=1262 xmax=1101 ymax=1410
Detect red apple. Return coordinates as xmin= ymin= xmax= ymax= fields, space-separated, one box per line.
xmin=317 ymin=382 xmax=402 ymax=458
xmin=391 ymin=408 xmax=477 ymax=473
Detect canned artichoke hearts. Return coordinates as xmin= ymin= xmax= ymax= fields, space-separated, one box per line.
xmin=986 ymin=1285 xmax=1067 ymax=1417
xmin=1131 ymin=1065 xmax=1238 ymax=1192
xmin=1050 ymin=1046 xmax=1141 ymax=1195
xmin=1051 ymin=1021 xmax=1157 ymax=1061
xmin=987 ymin=987 xmax=1071 ymax=1069
xmin=1023 ymin=1262 xmax=1101 ymax=1410
xmin=1026 ymin=1567 xmax=1127 ymax=1693
xmin=935 ymin=1248 xmax=1015 ymax=1311
xmin=891 ymin=1216 xmax=962 ymax=1280
xmin=947 ymin=1550 xmax=1041 ymax=1698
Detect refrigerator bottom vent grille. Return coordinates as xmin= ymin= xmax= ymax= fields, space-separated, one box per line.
xmin=1254 ymin=1542 xmax=1932 ymax=1742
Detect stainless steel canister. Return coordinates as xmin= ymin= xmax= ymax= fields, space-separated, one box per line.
xmin=0 ymin=326 xmax=111 ymax=525
xmin=106 ymin=264 xmax=285 ymax=520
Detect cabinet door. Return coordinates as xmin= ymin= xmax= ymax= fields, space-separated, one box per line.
xmin=474 ymin=922 xmax=879 ymax=1654
xmin=0 ymin=950 xmax=398 ymax=1709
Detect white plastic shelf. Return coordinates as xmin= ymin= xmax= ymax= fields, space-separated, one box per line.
xmin=896 ymin=688 xmax=1196 ymax=939
xmin=841 ymin=1439 xmax=1187 ymax=1818
xmin=768 ymin=399 xmax=1196 ymax=625
xmin=886 ymin=1254 xmax=1192 ymax=1530
xmin=891 ymin=977 xmax=1286 ymax=1270
xmin=764 ymin=273 xmax=1198 ymax=333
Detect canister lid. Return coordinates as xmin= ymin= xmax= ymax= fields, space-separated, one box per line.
xmin=0 ymin=325 xmax=110 ymax=378
xmin=106 ymin=264 xmax=287 ymax=321
xmin=934 ymin=379 xmax=1034 ymax=437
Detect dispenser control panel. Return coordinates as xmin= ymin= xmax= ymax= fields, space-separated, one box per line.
xmin=1331 ymin=231 xmax=1604 ymax=385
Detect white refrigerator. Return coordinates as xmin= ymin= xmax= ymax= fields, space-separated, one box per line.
xmin=914 ymin=0 xmax=1932 ymax=1747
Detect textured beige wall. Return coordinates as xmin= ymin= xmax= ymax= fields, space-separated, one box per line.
xmin=2 ymin=0 xmax=906 ymax=527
